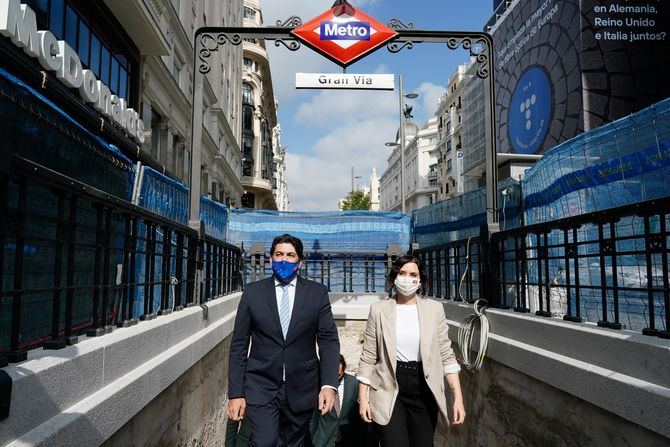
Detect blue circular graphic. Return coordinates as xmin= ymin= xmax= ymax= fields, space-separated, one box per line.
xmin=508 ymin=67 xmax=553 ymax=154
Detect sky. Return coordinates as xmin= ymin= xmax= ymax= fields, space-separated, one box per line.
xmin=260 ymin=0 xmax=495 ymax=210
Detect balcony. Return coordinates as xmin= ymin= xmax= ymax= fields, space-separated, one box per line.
xmin=241 ymin=175 xmax=272 ymax=192
xmin=103 ymin=0 xmax=170 ymax=55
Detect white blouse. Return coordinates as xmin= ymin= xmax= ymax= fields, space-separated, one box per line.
xmin=396 ymin=304 xmax=421 ymax=362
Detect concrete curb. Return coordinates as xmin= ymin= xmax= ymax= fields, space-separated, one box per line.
xmin=0 ymin=293 xmax=242 ymax=447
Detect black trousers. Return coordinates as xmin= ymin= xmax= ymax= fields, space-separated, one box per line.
xmin=246 ymin=383 xmax=313 ymax=447
xmin=376 ymin=361 xmax=438 ymax=447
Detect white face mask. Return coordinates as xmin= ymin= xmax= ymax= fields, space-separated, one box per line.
xmin=394 ymin=275 xmax=420 ymax=296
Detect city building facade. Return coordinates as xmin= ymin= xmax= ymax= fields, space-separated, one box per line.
xmin=272 ymin=125 xmax=291 ymax=211
xmin=140 ymin=0 xmax=244 ymax=207
xmin=460 ymin=60 xmax=487 ymax=192
xmin=240 ymin=0 xmax=281 ymax=210
xmin=0 ymin=0 xmax=244 ymax=207
xmin=380 ymin=118 xmax=439 ymax=213
xmin=434 ymin=63 xmax=468 ymax=200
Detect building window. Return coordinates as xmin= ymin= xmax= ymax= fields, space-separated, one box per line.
xmin=149 ymin=108 xmax=162 ymax=162
xmin=64 ymin=4 xmax=77 ymax=49
xmin=447 ymin=159 xmax=453 ymax=172
xmin=48 ymin=0 xmax=63 ymax=38
xmin=100 ymin=44 xmax=110 ymax=85
xmin=242 ymin=192 xmax=255 ymax=208
xmin=37 ymin=0 xmax=133 ymax=99
xmin=173 ymin=135 xmax=183 ymax=180
xmin=77 ymin=20 xmax=89 ymax=65
xmin=241 ymin=83 xmax=255 ymax=176
xmin=26 ymin=0 xmax=49 ymax=24
xmin=244 ymin=6 xmax=256 ymax=20
xmin=242 ymin=83 xmax=254 ymax=106
xmin=447 ymin=140 xmax=452 ymax=151
xmin=243 ymin=58 xmax=253 ymax=70
xmin=261 ymin=121 xmax=272 ymax=180
xmin=89 ymin=34 xmax=100 ymax=75
xmin=172 ymin=55 xmax=182 ymax=86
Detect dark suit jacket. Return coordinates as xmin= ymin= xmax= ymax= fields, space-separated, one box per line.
xmin=308 ymin=373 xmax=371 ymax=447
xmin=228 ymin=276 xmax=340 ymax=413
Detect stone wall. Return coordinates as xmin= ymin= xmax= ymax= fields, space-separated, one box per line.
xmin=336 ymin=320 xmax=367 ymax=375
xmin=334 ymin=304 xmax=670 ymax=447
xmin=439 ymin=357 xmax=669 ymax=447
xmin=103 ymin=336 xmax=232 ymax=447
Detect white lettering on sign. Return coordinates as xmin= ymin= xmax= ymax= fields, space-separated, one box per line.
xmin=0 ymin=0 xmax=146 ymax=143
xmin=320 ymin=21 xmax=371 ymax=41
xmin=296 ymin=73 xmax=394 ymax=90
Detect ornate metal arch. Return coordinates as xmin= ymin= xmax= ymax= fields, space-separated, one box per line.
xmin=189 ymin=18 xmax=499 ymax=231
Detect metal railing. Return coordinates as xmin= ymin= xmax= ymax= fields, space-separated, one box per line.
xmin=415 ymin=197 xmax=670 ymax=337
xmin=492 ymin=196 xmax=670 ymax=337
xmin=415 ymin=236 xmax=484 ymax=302
xmin=0 ymin=156 xmax=242 ymax=363
xmin=417 ymin=198 xmax=670 ymax=338
xmin=244 ymin=249 xmax=401 ymax=294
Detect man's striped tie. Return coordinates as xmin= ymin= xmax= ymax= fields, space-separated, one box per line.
xmin=279 ymin=285 xmax=290 ymax=339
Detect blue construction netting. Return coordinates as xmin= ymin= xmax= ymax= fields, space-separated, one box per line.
xmin=412 ymin=98 xmax=670 ymax=248
xmin=0 ymin=67 xmax=135 ymax=200
xmin=412 ymin=178 xmax=522 ymax=248
xmin=139 ymin=166 xmax=189 ymax=225
xmin=523 ymin=98 xmax=670 ymax=224
xmin=138 ymin=167 xmax=229 ymax=240
xmin=200 ymin=196 xmax=228 ymax=241
xmin=227 ymin=209 xmax=412 ymax=253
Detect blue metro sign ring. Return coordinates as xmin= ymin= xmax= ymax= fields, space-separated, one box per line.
xmin=291 ymin=6 xmax=398 ymax=67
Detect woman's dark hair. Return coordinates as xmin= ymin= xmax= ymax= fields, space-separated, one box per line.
xmin=387 ymin=254 xmax=428 ymax=296
xmin=270 ymin=233 xmax=304 ymax=260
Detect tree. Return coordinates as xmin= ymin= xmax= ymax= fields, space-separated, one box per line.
xmin=341 ymin=190 xmax=371 ymax=210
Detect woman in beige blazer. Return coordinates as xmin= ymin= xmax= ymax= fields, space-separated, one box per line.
xmin=357 ymin=255 xmax=465 ymax=446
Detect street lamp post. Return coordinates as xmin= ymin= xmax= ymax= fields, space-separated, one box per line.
xmin=386 ymin=75 xmax=418 ymax=214
xmin=350 ymin=166 xmax=362 ymax=196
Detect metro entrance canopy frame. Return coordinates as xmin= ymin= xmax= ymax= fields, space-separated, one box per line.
xmin=188 ymin=1 xmax=499 ymax=234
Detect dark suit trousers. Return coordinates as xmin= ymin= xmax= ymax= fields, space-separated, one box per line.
xmin=246 ymin=382 xmax=313 ymax=447
xmin=375 ymin=362 xmax=438 ymax=447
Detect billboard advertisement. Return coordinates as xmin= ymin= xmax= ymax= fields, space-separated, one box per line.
xmin=581 ymin=0 xmax=670 ymax=129
xmin=491 ymin=0 xmax=670 ymax=155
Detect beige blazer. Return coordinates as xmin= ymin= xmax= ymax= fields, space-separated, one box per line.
xmin=357 ymin=297 xmax=459 ymax=426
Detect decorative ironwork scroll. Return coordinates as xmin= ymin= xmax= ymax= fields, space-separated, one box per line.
xmin=276 ymin=16 xmax=302 ymax=27
xmin=446 ymin=36 xmax=490 ymax=79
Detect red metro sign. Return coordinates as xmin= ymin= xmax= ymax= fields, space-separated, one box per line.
xmin=291 ymin=5 xmax=398 ymax=67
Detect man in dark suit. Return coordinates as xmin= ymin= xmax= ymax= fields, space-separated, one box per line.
xmin=308 ymin=355 xmax=373 ymax=447
xmin=228 ymin=234 xmax=340 ymax=447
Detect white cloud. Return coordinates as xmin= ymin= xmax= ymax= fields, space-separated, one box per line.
xmin=416 ymin=82 xmax=447 ymax=121
xmin=283 ymin=78 xmax=444 ymax=210
xmin=285 ymin=116 xmax=396 ymax=210
xmin=294 ymin=89 xmax=396 ymax=126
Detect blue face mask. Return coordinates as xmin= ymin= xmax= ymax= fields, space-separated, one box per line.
xmin=272 ymin=260 xmax=300 ymax=282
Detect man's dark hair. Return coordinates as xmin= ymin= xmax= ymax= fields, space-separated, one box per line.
xmin=270 ymin=234 xmax=304 ymax=260
xmin=339 ymin=354 xmax=346 ymax=370
xmin=387 ymin=254 xmax=428 ymax=296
